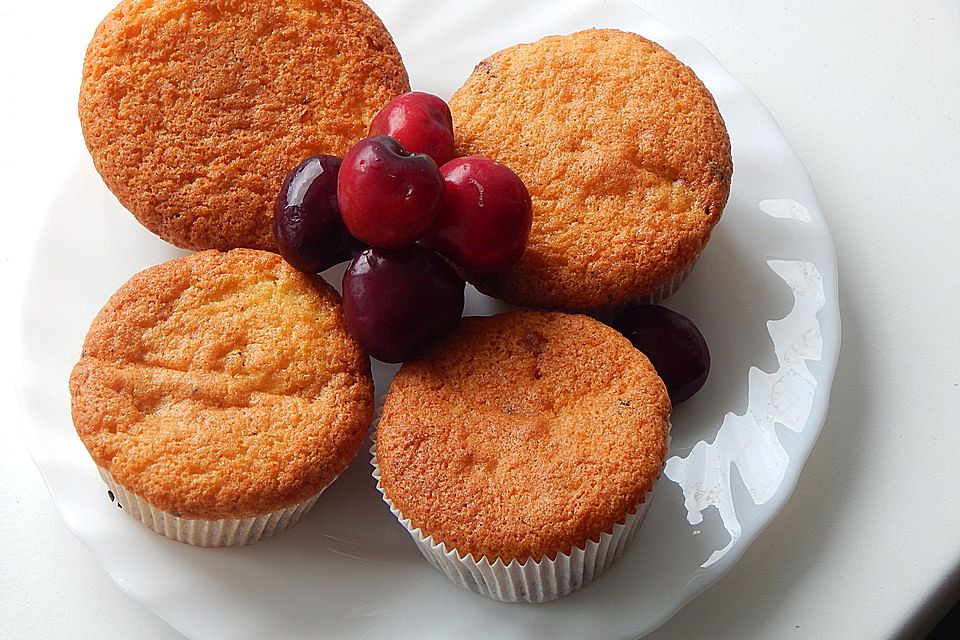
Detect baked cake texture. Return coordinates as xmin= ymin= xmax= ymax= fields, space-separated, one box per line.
xmin=79 ymin=0 xmax=409 ymax=251
xmin=375 ymin=310 xmax=671 ymax=563
xmin=449 ymin=29 xmax=732 ymax=310
xmin=69 ymin=249 xmax=373 ymax=520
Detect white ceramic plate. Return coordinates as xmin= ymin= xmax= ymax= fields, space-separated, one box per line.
xmin=17 ymin=0 xmax=840 ymax=638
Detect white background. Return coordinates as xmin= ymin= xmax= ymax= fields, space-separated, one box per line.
xmin=2 ymin=1 xmax=959 ymax=639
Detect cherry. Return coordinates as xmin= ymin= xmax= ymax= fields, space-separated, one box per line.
xmin=425 ymin=157 xmax=532 ymax=273
xmin=342 ymin=245 xmax=465 ymax=363
xmin=368 ymin=92 xmax=455 ymax=166
xmin=273 ymin=155 xmax=360 ymax=273
xmin=610 ymin=305 xmax=710 ymax=404
xmin=338 ymin=136 xmax=444 ymax=249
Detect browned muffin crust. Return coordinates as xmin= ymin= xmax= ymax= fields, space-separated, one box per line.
xmin=79 ymin=0 xmax=409 ymax=252
xmin=69 ymin=249 xmax=373 ymax=519
xmin=376 ymin=311 xmax=670 ymax=563
xmin=450 ymin=29 xmax=732 ymax=311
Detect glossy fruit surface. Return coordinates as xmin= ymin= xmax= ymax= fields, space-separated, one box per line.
xmin=338 ymin=136 xmax=445 ymax=249
xmin=611 ymin=305 xmax=710 ymax=404
xmin=274 ymin=155 xmax=357 ymax=272
xmin=425 ymin=157 xmax=532 ymax=273
xmin=368 ymin=92 xmax=455 ymax=166
xmin=342 ymin=245 xmax=465 ymax=363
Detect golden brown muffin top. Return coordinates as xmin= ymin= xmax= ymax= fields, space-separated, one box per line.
xmin=79 ymin=0 xmax=409 ymax=252
xmin=70 ymin=249 xmax=373 ymax=519
xmin=375 ymin=311 xmax=670 ymax=563
xmin=450 ymin=29 xmax=732 ymax=311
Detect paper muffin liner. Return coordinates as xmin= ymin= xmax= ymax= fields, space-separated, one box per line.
xmin=637 ymin=258 xmax=697 ymax=305
xmin=96 ymin=466 xmax=325 ymax=547
xmin=589 ymin=258 xmax=698 ymax=325
xmin=370 ymin=443 xmax=659 ymax=603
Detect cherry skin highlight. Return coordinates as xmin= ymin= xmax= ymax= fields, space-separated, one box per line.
xmin=368 ymin=92 xmax=455 ymax=166
xmin=425 ymin=156 xmax=532 ymax=273
xmin=274 ymin=155 xmax=359 ymax=272
xmin=338 ymin=136 xmax=445 ymax=249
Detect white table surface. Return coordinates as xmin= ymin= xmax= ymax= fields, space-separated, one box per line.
xmin=2 ymin=1 xmax=959 ymax=638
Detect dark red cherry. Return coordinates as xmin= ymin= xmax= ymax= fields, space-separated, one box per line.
xmin=274 ymin=155 xmax=360 ymax=272
xmin=342 ymin=245 xmax=465 ymax=363
xmin=611 ymin=305 xmax=710 ymax=404
xmin=368 ymin=92 xmax=455 ymax=166
xmin=338 ymin=136 xmax=444 ymax=249
xmin=425 ymin=156 xmax=532 ymax=273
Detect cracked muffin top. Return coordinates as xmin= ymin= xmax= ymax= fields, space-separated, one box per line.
xmin=69 ymin=249 xmax=373 ymax=519
xmin=449 ymin=29 xmax=732 ymax=311
xmin=79 ymin=0 xmax=409 ymax=251
xmin=375 ymin=311 xmax=670 ymax=563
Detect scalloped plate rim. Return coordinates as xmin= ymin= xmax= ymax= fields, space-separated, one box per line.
xmin=14 ymin=1 xmax=840 ymax=638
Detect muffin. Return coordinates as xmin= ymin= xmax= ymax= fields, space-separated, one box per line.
xmin=79 ymin=0 xmax=409 ymax=252
xmin=449 ymin=29 xmax=732 ymax=311
xmin=69 ymin=249 xmax=373 ymax=546
xmin=373 ymin=311 xmax=671 ymax=601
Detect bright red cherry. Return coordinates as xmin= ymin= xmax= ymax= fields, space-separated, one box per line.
xmin=425 ymin=156 xmax=532 ymax=273
xmin=368 ymin=92 xmax=455 ymax=166
xmin=338 ymin=136 xmax=444 ymax=249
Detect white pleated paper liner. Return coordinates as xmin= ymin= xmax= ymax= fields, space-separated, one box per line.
xmin=640 ymin=258 xmax=697 ymax=305
xmin=370 ymin=444 xmax=657 ymax=603
xmin=589 ymin=258 xmax=697 ymax=324
xmin=97 ymin=466 xmax=325 ymax=547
